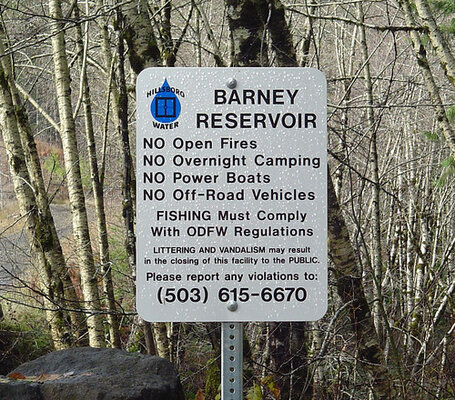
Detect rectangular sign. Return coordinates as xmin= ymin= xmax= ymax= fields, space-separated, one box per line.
xmin=136 ymin=68 xmax=327 ymax=322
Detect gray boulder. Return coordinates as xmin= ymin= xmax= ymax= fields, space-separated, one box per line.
xmin=0 ymin=347 xmax=185 ymax=400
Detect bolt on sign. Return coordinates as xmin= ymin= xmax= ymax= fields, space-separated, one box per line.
xmin=136 ymin=68 xmax=327 ymax=322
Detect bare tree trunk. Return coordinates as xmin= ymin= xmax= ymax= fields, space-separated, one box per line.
xmin=73 ymin=4 xmax=120 ymax=349
xmin=310 ymin=321 xmax=327 ymax=400
xmin=95 ymin=0 xmax=156 ymax=353
xmin=289 ymin=323 xmax=311 ymax=399
xmin=0 ymin=22 xmax=87 ymax=343
xmin=357 ymin=1 xmax=384 ymax=345
xmin=298 ymin=0 xmax=317 ymax=67
xmin=414 ymin=0 xmax=455 ymax=86
xmin=399 ymin=0 xmax=455 ymax=157
xmin=328 ymin=174 xmax=395 ymax=399
xmin=116 ymin=8 xmax=159 ymax=354
xmin=410 ymin=170 xmax=431 ymax=338
xmin=49 ymin=0 xmax=105 ymax=348
xmin=116 ymin=9 xmax=136 ymax=292
xmin=226 ymin=0 xmax=269 ymax=66
xmin=122 ymin=0 xmax=161 ymax=74
xmin=153 ymin=322 xmax=170 ymax=360
xmin=267 ymin=0 xmax=298 ymax=67
xmin=0 ymin=57 xmax=71 ymax=350
xmin=143 ymin=319 xmax=156 ymax=355
xmin=195 ymin=7 xmax=202 ymax=67
xmin=161 ymin=0 xmax=173 ymax=67
xmin=333 ymin=22 xmax=357 ymax=212
xmin=192 ymin=1 xmax=226 ymax=67
xmin=436 ymin=337 xmax=448 ymax=399
xmin=268 ymin=322 xmax=292 ymax=399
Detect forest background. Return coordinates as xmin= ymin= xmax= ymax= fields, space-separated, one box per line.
xmin=0 ymin=0 xmax=454 ymax=399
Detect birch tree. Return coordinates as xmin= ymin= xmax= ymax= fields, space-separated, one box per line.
xmin=414 ymin=0 xmax=455 ymax=87
xmin=48 ymin=0 xmax=105 ymax=347
xmin=73 ymin=4 xmax=120 ymax=348
xmin=0 ymin=39 xmax=72 ymax=349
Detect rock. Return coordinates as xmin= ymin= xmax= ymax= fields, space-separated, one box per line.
xmin=0 ymin=377 xmax=42 ymax=400
xmin=0 ymin=347 xmax=185 ymax=400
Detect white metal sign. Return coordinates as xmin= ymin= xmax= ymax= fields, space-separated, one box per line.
xmin=136 ymin=68 xmax=327 ymax=322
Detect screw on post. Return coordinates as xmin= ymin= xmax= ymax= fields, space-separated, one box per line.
xmin=227 ymin=78 xmax=237 ymax=89
xmin=227 ymin=301 xmax=238 ymax=312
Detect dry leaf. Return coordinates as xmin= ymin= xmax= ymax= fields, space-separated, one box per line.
xmin=195 ymin=388 xmax=205 ymax=400
xmin=7 ymin=372 xmax=26 ymax=380
xmin=261 ymin=375 xmax=281 ymax=399
xmin=270 ymin=386 xmax=280 ymax=399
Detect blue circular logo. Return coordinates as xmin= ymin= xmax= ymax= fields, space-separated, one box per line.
xmin=151 ymin=79 xmax=181 ymax=123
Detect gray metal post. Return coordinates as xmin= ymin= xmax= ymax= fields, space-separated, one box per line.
xmin=222 ymin=76 xmax=243 ymax=400
xmin=221 ymin=322 xmax=243 ymax=400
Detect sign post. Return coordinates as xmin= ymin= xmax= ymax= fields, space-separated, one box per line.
xmin=222 ymin=322 xmax=243 ymax=400
xmin=136 ymin=68 xmax=327 ymax=398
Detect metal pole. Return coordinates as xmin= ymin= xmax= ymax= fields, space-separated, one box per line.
xmin=222 ymin=76 xmax=243 ymax=400
xmin=221 ymin=322 xmax=243 ymax=400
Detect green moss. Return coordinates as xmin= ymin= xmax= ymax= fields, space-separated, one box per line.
xmin=34 ymin=215 xmax=53 ymax=252
xmin=204 ymin=358 xmax=221 ymax=400
xmin=0 ymin=69 xmax=8 ymax=90
xmin=123 ymin=26 xmax=161 ymax=75
xmin=13 ymin=105 xmax=30 ymax=130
